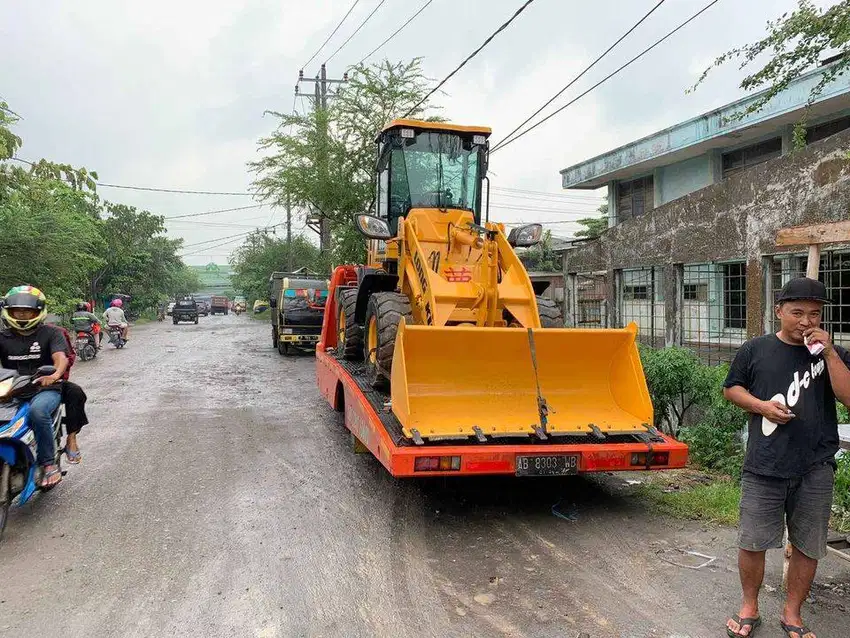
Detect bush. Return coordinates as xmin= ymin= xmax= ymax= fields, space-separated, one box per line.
xmin=834 ymin=452 xmax=850 ymax=533
xmin=639 ymin=345 xmax=714 ymax=435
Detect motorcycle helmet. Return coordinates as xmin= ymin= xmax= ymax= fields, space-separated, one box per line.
xmin=111 ymin=298 xmax=123 ymax=308
xmin=77 ymin=301 xmax=92 ymax=312
xmin=2 ymin=285 xmax=48 ymax=334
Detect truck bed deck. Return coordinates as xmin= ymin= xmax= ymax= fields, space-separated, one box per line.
xmin=317 ymin=347 xmax=689 ymax=477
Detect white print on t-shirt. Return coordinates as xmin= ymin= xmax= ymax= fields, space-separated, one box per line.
xmin=762 ymin=358 xmax=826 ymax=436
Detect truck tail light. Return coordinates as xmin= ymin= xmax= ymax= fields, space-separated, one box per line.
xmin=630 ymin=452 xmax=669 ymax=466
xmin=414 ymin=456 xmax=461 ymax=472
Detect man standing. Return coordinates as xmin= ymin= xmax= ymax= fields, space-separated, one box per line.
xmin=0 ymin=286 xmax=67 ymax=488
xmin=724 ymin=277 xmax=850 ymax=638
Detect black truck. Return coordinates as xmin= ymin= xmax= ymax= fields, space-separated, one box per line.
xmin=269 ymin=271 xmax=328 ymax=355
xmin=172 ymin=298 xmax=199 ymax=325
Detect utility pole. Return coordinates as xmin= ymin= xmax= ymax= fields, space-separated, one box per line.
xmin=296 ymin=64 xmax=347 ymax=253
xmin=286 ymin=193 xmax=292 ymax=271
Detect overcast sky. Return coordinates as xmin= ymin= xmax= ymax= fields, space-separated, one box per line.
xmin=0 ymin=0 xmax=829 ymax=264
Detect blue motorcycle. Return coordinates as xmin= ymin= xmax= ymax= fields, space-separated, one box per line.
xmin=0 ymin=366 xmax=64 ymax=540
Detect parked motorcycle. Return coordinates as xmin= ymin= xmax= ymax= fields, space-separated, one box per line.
xmin=0 ymin=366 xmax=65 ymax=540
xmin=107 ymin=325 xmax=126 ymax=349
xmin=74 ymin=330 xmax=98 ymax=361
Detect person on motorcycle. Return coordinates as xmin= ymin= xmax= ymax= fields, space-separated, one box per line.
xmin=71 ymin=301 xmax=102 ymax=349
xmin=43 ymin=315 xmax=88 ymax=464
xmin=0 ymin=286 xmax=68 ymax=488
xmin=103 ymin=298 xmax=130 ymax=341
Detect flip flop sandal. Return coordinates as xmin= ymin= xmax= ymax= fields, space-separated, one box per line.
xmin=39 ymin=466 xmax=62 ymax=489
xmin=727 ymin=615 xmax=761 ymax=637
xmin=780 ymin=620 xmax=814 ymax=638
xmin=65 ymin=448 xmax=82 ymax=464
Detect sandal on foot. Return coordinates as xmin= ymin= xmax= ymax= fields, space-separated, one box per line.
xmin=727 ymin=615 xmax=761 ymax=637
xmin=65 ymin=448 xmax=82 ymax=464
xmin=780 ymin=620 xmax=814 ymax=638
xmin=39 ymin=464 xmax=62 ymax=489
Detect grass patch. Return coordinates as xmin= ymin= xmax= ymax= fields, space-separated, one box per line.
xmin=251 ymin=310 xmax=271 ymax=321
xmin=638 ymin=477 xmax=741 ymax=526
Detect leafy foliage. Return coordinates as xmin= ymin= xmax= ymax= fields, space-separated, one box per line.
xmin=834 ymin=452 xmax=850 ymax=532
xmin=692 ymin=0 xmax=850 ymax=147
xmin=249 ymin=59 xmax=439 ymax=265
xmin=574 ymin=201 xmax=608 ymax=239
xmin=229 ymin=231 xmax=328 ymax=303
xmin=640 ymin=346 xmax=714 ymax=435
xmin=519 ymin=230 xmax=561 ymax=271
xmin=0 ymin=101 xmax=197 ymax=315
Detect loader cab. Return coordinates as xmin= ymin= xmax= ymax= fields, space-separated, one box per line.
xmin=375 ymin=120 xmax=491 ymax=235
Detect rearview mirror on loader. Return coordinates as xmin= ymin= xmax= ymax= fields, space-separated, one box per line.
xmin=354 ymin=214 xmax=393 ymax=240
xmin=507 ymin=223 xmax=543 ymax=248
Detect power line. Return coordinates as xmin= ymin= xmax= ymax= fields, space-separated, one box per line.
xmin=164 ymin=204 xmax=265 ymax=220
xmin=492 ymin=0 xmax=667 ymax=150
xmin=97 ymin=182 xmax=254 ymax=196
xmin=403 ymin=0 xmax=538 ymax=117
xmin=179 ymin=224 xmax=283 ymax=250
xmin=326 ymin=0 xmax=389 ymax=64
xmin=491 ymin=190 xmax=601 ymax=206
xmin=355 ymin=0 xmax=434 ymax=67
xmin=491 ymin=185 xmax=601 ymax=199
xmin=491 ymin=0 xmax=721 ymax=153
xmin=302 ymin=0 xmax=361 ymax=70
xmin=489 ymin=203 xmax=600 ymax=216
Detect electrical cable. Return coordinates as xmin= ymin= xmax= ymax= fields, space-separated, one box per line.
xmin=326 ymin=0 xmax=389 ymax=64
xmin=491 ymin=0 xmax=721 ymax=153
xmin=354 ymin=0 xmax=434 ymax=67
xmin=303 ymin=0 xmax=361 ymax=70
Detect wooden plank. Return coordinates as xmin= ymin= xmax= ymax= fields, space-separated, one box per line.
xmin=776 ymin=220 xmax=850 ymax=246
xmin=806 ymin=245 xmax=821 ymax=278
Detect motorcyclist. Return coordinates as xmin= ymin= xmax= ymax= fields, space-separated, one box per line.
xmin=71 ymin=301 xmax=102 ymax=349
xmin=0 ymin=286 xmax=67 ymax=488
xmin=103 ymin=298 xmax=130 ymax=341
xmin=44 ymin=314 xmax=88 ymax=464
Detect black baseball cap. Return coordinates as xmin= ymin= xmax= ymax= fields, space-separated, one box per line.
xmin=775 ymin=277 xmax=831 ymax=304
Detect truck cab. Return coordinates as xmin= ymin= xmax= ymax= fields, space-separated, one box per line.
xmin=269 ymin=272 xmax=329 ymax=355
xmin=172 ymin=297 xmax=199 ymax=325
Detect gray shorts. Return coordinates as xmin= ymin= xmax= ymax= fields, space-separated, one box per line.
xmin=739 ymin=463 xmax=835 ymax=560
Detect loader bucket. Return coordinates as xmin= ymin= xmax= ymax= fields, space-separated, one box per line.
xmin=391 ymin=322 xmax=653 ymax=441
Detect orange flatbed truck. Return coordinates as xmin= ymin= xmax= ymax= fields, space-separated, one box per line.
xmin=316 ymin=266 xmax=688 ymax=478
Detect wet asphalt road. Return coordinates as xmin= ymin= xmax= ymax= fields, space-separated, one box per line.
xmin=0 ymin=315 xmax=847 ymax=638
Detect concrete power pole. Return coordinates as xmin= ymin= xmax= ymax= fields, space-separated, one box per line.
xmin=286 ymin=193 xmax=293 ymax=271
xmin=296 ymin=64 xmax=346 ymax=254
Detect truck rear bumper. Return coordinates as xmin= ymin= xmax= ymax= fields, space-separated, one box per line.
xmin=280 ymin=334 xmax=320 ymax=344
xmin=316 ymin=348 xmax=688 ymax=477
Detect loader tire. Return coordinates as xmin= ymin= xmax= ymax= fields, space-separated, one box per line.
xmin=364 ymin=292 xmax=412 ymax=389
xmin=537 ymin=297 xmax=563 ymax=328
xmin=336 ymin=288 xmax=363 ymax=360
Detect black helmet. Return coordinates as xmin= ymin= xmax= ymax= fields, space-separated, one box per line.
xmin=76 ymin=302 xmax=88 ymax=311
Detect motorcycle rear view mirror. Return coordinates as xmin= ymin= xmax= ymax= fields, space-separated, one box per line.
xmin=35 ymin=365 xmax=57 ymax=377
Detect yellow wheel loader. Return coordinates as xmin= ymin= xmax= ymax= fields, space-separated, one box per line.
xmin=332 ymin=119 xmax=657 ymax=447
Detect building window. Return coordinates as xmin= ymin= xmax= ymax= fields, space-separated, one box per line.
xmin=723 ymin=263 xmax=746 ymax=329
xmin=617 ymin=176 xmax=654 ymax=222
xmin=683 ymin=283 xmax=708 ymax=302
xmin=623 ymin=285 xmax=648 ymax=300
xmin=721 ymin=138 xmax=782 ymax=178
xmin=806 ymin=116 xmax=850 ymax=144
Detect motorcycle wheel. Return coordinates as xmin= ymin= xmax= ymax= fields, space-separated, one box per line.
xmin=0 ymin=462 xmax=10 ymax=541
xmin=80 ymin=344 xmax=96 ymax=361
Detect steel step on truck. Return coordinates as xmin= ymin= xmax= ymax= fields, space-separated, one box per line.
xmin=315 ymin=119 xmax=687 ymax=477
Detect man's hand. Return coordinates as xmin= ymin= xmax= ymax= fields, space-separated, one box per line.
xmin=803 ymin=326 xmax=833 ymax=354
xmin=759 ymin=400 xmax=794 ymax=424
xmin=36 ymin=374 xmax=61 ymax=387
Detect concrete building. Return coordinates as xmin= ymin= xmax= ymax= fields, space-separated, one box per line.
xmin=559 ymin=59 xmax=850 ymax=363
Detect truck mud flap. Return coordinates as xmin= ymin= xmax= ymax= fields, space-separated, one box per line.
xmin=391 ymin=322 xmax=652 ymax=442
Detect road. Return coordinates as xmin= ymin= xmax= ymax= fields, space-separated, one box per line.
xmin=0 ymin=315 xmax=847 ymax=638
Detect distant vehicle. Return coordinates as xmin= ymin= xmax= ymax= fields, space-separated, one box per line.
xmin=167 ymin=302 xmax=176 ymax=316
xmin=233 ymin=296 xmax=247 ymax=316
xmin=172 ymin=298 xmax=199 ymax=325
xmin=197 ymin=301 xmax=209 ymax=316
xmin=210 ymin=295 xmax=229 ymax=315
xmin=269 ymin=272 xmax=328 ymax=355
xmin=253 ymin=299 xmax=269 ymax=314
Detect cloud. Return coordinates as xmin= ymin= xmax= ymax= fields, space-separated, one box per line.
xmin=1 ymin=0 xmax=806 ymax=261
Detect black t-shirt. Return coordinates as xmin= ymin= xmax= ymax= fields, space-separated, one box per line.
xmin=724 ymin=334 xmax=850 ymax=478
xmin=0 ymin=325 xmax=68 ymax=376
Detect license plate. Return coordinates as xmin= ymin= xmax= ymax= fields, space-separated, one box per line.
xmin=515 ymin=454 xmax=579 ymax=476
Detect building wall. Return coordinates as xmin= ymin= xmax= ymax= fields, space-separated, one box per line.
xmin=564 ymin=129 xmax=850 ymax=357
xmin=656 ymin=154 xmax=713 ymax=206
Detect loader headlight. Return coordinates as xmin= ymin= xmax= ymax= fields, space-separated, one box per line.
xmin=507 ymin=223 xmax=543 ymax=248
xmin=354 ymin=214 xmax=393 ymax=240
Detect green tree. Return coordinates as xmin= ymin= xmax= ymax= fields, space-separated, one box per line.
xmin=519 ymin=230 xmax=561 ymax=271
xmin=693 ymin=0 xmax=850 ymax=147
xmin=574 ymin=201 xmax=608 ymax=239
xmin=250 ymin=59 xmax=439 ymax=265
xmin=229 ymin=231 xmax=325 ymax=302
